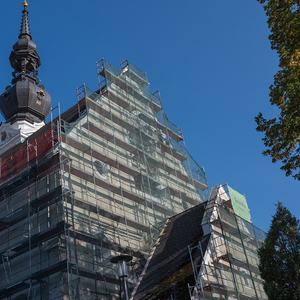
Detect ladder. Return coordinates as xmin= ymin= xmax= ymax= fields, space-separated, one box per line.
xmin=27 ymin=279 xmax=38 ymax=300
xmin=2 ymin=254 xmax=13 ymax=285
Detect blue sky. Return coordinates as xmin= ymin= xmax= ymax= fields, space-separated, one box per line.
xmin=0 ymin=1 xmax=298 ymax=232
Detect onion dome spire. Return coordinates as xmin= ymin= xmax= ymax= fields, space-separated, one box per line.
xmin=0 ymin=1 xmax=51 ymax=124
xmin=19 ymin=1 xmax=31 ymax=40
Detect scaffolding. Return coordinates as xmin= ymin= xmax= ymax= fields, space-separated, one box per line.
xmin=188 ymin=185 xmax=267 ymax=300
xmin=0 ymin=59 xmax=209 ymax=299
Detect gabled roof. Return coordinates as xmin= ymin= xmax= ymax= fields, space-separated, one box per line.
xmin=131 ymin=202 xmax=210 ymax=300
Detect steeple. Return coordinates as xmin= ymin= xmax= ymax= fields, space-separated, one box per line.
xmin=0 ymin=1 xmax=51 ymax=125
xmin=19 ymin=1 xmax=31 ymax=40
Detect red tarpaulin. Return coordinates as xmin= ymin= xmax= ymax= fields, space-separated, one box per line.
xmin=1 ymin=129 xmax=54 ymax=180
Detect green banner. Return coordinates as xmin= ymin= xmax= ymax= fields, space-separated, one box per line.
xmin=227 ymin=185 xmax=252 ymax=223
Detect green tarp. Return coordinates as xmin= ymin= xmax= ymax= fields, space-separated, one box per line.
xmin=227 ymin=185 xmax=252 ymax=223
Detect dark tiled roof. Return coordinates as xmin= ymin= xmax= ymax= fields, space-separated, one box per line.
xmin=131 ymin=202 xmax=210 ymax=300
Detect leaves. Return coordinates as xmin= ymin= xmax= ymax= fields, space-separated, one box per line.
xmin=256 ymin=0 xmax=300 ymax=180
xmin=258 ymin=202 xmax=300 ymax=299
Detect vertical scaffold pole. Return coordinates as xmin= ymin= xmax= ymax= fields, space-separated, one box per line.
xmin=153 ymin=89 xmax=186 ymax=212
xmin=26 ymin=140 xmax=33 ymax=299
xmin=123 ymin=65 xmax=157 ymax=245
xmin=215 ymin=205 xmax=240 ymax=300
xmin=233 ymin=213 xmax=259 ymax=299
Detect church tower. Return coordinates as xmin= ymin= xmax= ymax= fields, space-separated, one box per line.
xmin=0 ymin=2 xmax=209 ymax=299
xmin=0 ymin=0 xmax=51 ymax=155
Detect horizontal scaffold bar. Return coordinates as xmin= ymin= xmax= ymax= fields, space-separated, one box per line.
xmin=0 ymin=186 xmax=63 ymax=232
xmin=69 ymin=166 xmax=172 ymax=216
xmin=100 ymin=69 xmax=161 ymax=112
xmin=79 ymin=121 xmax=207 ymax=190
xmin=0 ymin=221 xmax=70 ymax=261
xmin=64 ymin=135 xmax=201 ymax=203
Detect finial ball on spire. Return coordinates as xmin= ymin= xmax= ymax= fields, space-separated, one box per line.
xmin=22 ymin=0 xmax=29 ymax=8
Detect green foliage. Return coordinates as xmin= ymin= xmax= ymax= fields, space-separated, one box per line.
xmin=256 ymin=0 xmax=300 ymax=180
xmin=258 ymin=202 xmax=300 ymax=299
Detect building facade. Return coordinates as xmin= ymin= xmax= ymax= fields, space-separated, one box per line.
xmin=0 ymin=3 xmax=209 ymax=299
xmin=130 ymin=184 xmax=268 ymax=300
xmin=188 ymin=184 xmax=268 ymax=300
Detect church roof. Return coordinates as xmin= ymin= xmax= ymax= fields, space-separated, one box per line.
xmin=0 ymin=1 xmax=51 ymax=124
xmin=131 ymin=202 xmax=209 ymax=300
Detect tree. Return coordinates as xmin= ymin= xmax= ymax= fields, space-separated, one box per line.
xmin=255 ymin=1 xmax=300 ymax=180
xmin=258 ymin=202 xmax=300 ymax=299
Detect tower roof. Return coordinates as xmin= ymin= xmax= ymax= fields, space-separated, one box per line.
xmin=19 ymin=1 xmax=31 ymax=40
xmin=0 ymin=1 xmax=51 ymax=124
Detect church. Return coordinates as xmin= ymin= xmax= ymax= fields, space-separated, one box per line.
xmin=0 ymin=2 xmax=267 ymax=300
